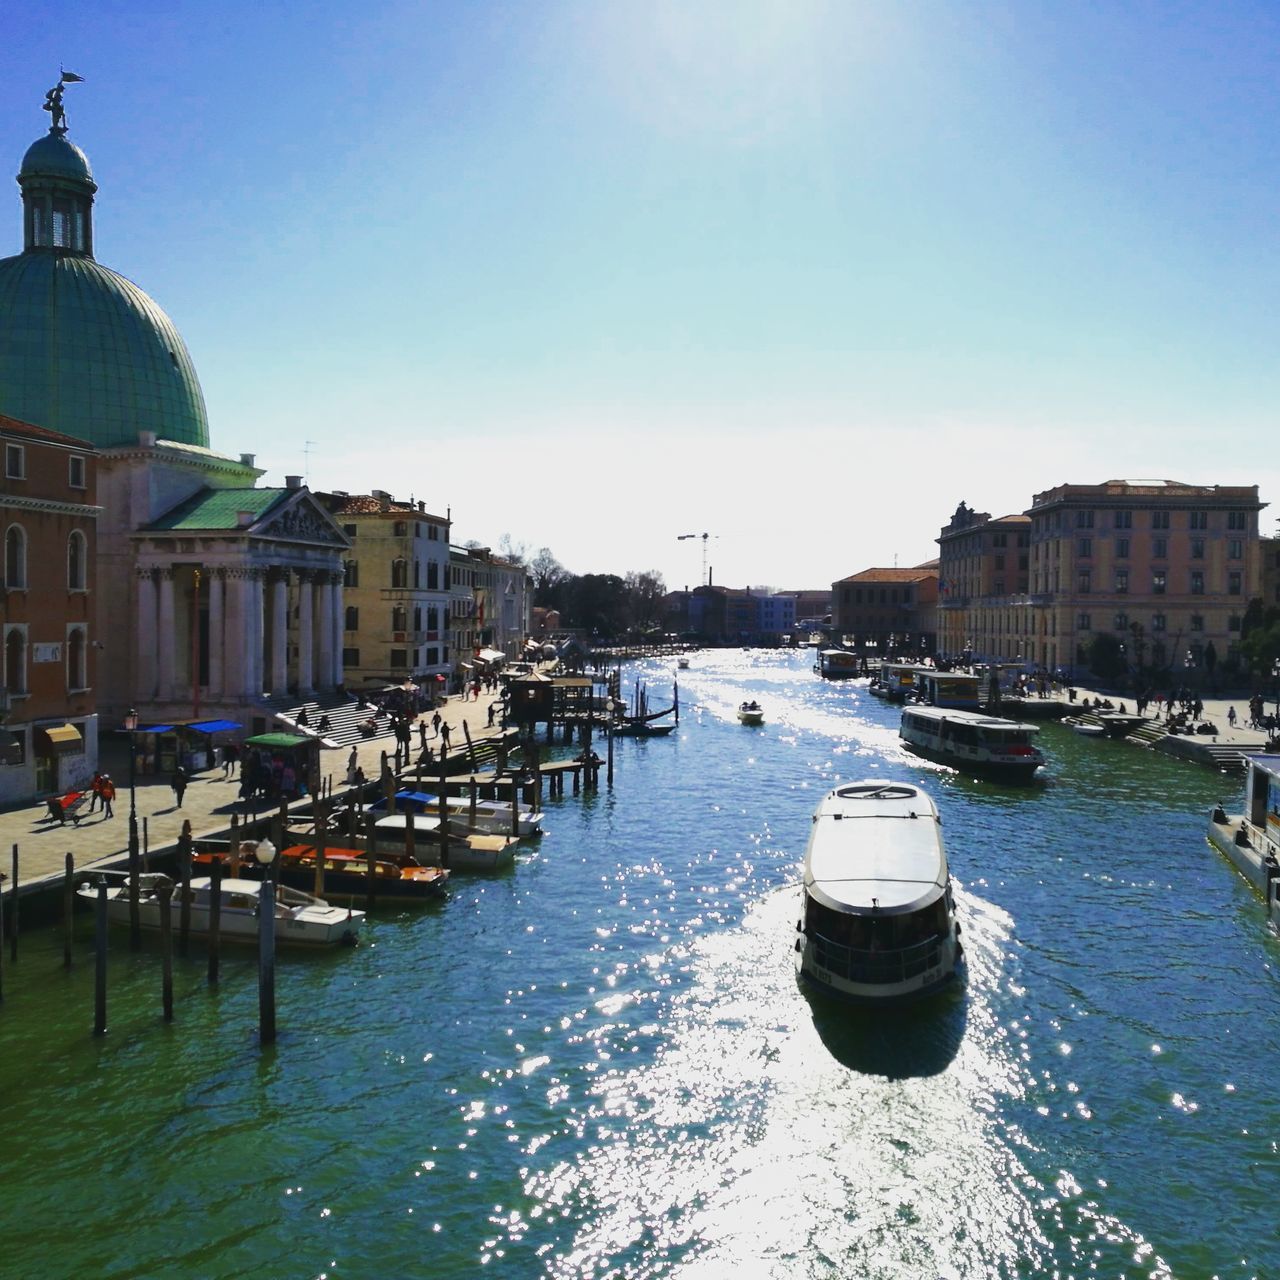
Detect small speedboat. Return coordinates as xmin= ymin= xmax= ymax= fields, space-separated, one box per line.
xmin=1065 ymin=717 xmax=1105 ymax=738
xmin=738 ymin=701 xmax=765 ymax=725
xmin=678 ymin=657 xmax=690 ymax=670
xmin=78 ymin=874 xmax=364 ymax=947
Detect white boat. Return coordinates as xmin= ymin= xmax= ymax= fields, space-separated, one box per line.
xmin=795 ymin=781 xmax=961 ymax=1003
xmin=677 ymin=657 xmax=690 ymax=670
xmin=375 ymin=789 xmax=542 ymax=838
xmin=77 ymin=874 xmax=364 ymax=947
xmin=738 ymin=700 xmax=765 ymax=725
xmin=1064 ymin=717 xmax=1105 ymax=738
xmin=899 ymin=706 xmax=1045 ymax=780
xmin=1207 ymin=754 xmax=1280 ymax=928
xmin=371 ymin=814 xmax=519 ymax=872
xmin=815 ymin=649 xmax=859 ymax=679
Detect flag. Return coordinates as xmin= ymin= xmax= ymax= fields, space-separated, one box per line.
xmin=60 ymin=71 xmax=85 ymax=83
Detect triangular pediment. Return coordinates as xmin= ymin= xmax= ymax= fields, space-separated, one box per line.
xmin=257 ymin=491 xmax=350 ymax=547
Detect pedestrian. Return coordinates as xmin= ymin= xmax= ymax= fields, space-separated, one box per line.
xmin=171 ymin=765 xmax=188 ymax=808
xmin=354 ymin=765 xmax=367 ymax=788
xmin=99 ymin=774 xmax=115 ymax=818
xmin=222 ymin=742 xmax=238 ymax=778
xmin=418 ymin=720 xmax=427 ymax=752
xmin=487 ymin=702 xmax=496 ymax=728
xmin=432 ymin=710 xmax=442 ymax=735
xmin=87 ymin=770 xmax=104 ymax=813
xmin=1228 ymin=706 xmax=1238 ymax=729
xmin=440 ymin=722 xmax=451 ymax=751
xmin=346 ymin=746 xmax=358 ymax=785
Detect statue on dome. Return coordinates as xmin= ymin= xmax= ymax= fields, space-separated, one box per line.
xmin=42 ymin=71 xmax=84 ymax=135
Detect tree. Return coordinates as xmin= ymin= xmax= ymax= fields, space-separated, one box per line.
xmin=530 ymin=547 xmax=570 ymax=607
xmin=497 ymin=533 xmax=528 ymax=566
xmin=562 ymin=573 xmax=628 ymax=636
xmin=623 ymin=570 xmax=666 ymax=633
xmin=1087 ymin=633 xmax=1127 ymax=681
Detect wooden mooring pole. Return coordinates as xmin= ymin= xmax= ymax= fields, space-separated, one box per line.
xmin=128 ymin=818 xmax=141 ymax=951
xmin=63 ymin=853 xmax=75 ymax=968
xmin=207 ymin=860 xmax=222 ymax=986
xmin=258 ymin=879 xmax=277 ymax=1047
xmin=178 ymin=821 xmax=193 ymax=957
xmin=93 ymin=879 xmax=108 ymax=1036
xmin=158 ymin=880 xmax=174 ymax=1023
xmin=9 ymin=843 xmax=17 ymax=961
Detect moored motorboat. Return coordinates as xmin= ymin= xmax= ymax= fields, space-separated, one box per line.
xmin=795 ymin=781 xmax=961 ymax=1003
xmin=737 ymin=700 xmax=765 ymax=725
xmin=815 ymin=649 xmax=859 ymax=680
xmin=678 ymin=657 xmax=690 ymax=670
xmin=77 ymin=873 xmax=364 ymax=947
xmin=277 ymin=846 xmax=449 ymax=900
xmin=370 ymin=814 xmax=518 ymax=871
xmin=899 ymin=706 xmax=1045 ymax=780
xmin=1064 ymin=717 xmax=1106 ymax=738
xmin=372 ymin=788 xmax=542 ymax=838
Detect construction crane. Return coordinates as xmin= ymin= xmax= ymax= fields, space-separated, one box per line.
xmin=677 ymin=531 xmax=717 ymax=587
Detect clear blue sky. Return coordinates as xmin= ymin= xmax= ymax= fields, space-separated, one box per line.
xmin=5 ymin=2 xmax=1278 ymax=592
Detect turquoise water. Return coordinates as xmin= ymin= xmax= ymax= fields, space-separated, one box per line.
xmin=2 ymin=649 xmax=1275 ymax=1279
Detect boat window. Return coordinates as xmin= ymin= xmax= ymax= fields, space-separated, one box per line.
xmin=228 ymin=894 xmax=252 ymax=909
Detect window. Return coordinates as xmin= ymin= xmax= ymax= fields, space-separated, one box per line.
xmin=1114 ymin=570 xmax=1129 ymax=594
xmin=4 ymin=525 xmax=26 ymax=589
xmin=1152 ymin=511 xmax=1170 ymax=530
xmin=67 ymin=530 xmax=86 ymax=590
xmin=4 ymin=628 xmax=26 ymax=694
xmin=428 ymin=524 xmax=439 ymax=541
xmin=1228 ymin=539 xmax=1243 ymax=560
xmin=427 ymin=606 xmax=439 ymax=631
xmin=394 ymin=521 xmax=408 ymax=537
xmin=342 ymin=647 xmax=360 ymax=666
xmin=1152 ymin=570 xmax=1166 ymax=594
xmin=1077 ymin=613 xmax=1091 ymax=631
xmin=389 ymin=649 xmax=408 ymax=669
xmin=1190 ymin=539 xmax=1204 ymax=560
xmin=68 ymin=455 xmax=86 ymax=489
xmin=426 ymin=646 xmax=439 ymax=665
xmin=1228 ymin=615 xmax=1241 ymax=633
xmin=1078 ymin=539 xmax=1092 ymax=558
xmin=1190 ymin=571 xmax=1204 ymax=595
xmin=344 ymin=606 xmax=359 ymax=631
xmin=1228 ymin=571 xmax=1242 ymax=595
xmin=413 ymin=560 xmax=420 ymax=588
xmin=994 ymin=580 xmax=1005 ymax=595
xmin=67 ymin=627 xmax=87 ymax=691
xmin=343 ymin=560 xmax=359 ymax=588
xmin=1077 ymin=570 xmax=1091 ymax=593
xmin=4 ymin=444 xmax=23 ymax=479
xmin=1190 ymin=511 xmax=1208 ymax=530
xmin=993 ymin=533 xmax=1007 ymax=548
xmin=391 ymin=559 xmax=408 ymax=589
xmin=1114 ymin=511 xmax=1132 ymax=530
xmin=342 ymin=523 xmax=357 ymax=538
xmin=413 ymin=606 xmax=422 ymax=631
xmin=1151 ymin=640 xmax=1167 ymax=668
xmin=1076 ymin=510 xmax=1094 ymax=528
xmin=391 ymin=605 xmax=407 ymax=633
xmin=1116 ymin=539 xmax=1130 ymax=559
xmin=1153 ymin=539 xmax=1167 ymax=560
xmin=1152 ymin=613 xmax=1166 ymax=633
xmin=995 ymin=555 xmax=1005 ymax=569
xmin=1191 ymin=614 xmax=1204 ymax=632
xmin=1114 ymin=613 xmax=1129 ymax=630
xmin=1228 ymin=511 xmax=1248 ymax=531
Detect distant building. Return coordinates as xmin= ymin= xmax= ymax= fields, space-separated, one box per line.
xmin=831 ymin=567 xmax=938 ymax=655
xmin=449 ymin=545 xmax=532 ymax=686
xmin=314 ymin=489 xmax=451 ymax=691
xmin=664 ymin=585 xmax=796 ymax=644
xmin=938 ymin=480 xmax=1267 ymax=677
xmin=0 ymin=414 xmax=99 ymax=804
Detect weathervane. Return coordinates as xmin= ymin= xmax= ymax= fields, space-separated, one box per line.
xmin=43 ymin=69 xmax=85 ymax=135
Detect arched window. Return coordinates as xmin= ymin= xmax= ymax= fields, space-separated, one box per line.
xmin=344 ymin=606 xmax=359 ymax=631
xmin=391 ymin=559 xmax=408 ymax=589
xmin=67 ymin=627 xmax=87 ymax=691
xmin=67 ymin=530 xmax=87 ymax=590
xmin=391 ymin=605 xmax=407 ymax=632
xmin=5 ymin=525 xmax=26 ymax=589
xmin=4 ymin=629 xmax=25 ymax=695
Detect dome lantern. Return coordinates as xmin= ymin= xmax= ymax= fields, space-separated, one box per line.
xmin=19 ymin=75 xmax=95 ymax=256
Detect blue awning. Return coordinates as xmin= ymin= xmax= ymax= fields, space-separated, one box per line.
xmin=187 ymin=719 xmax=242 ymax=734
xmin=139 ymin=724 xmax=175 ymax=735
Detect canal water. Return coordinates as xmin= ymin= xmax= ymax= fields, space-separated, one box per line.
xmin=2 ymin=650 xmax=1276 ymax=1278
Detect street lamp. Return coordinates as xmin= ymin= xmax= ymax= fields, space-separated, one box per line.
xmin=123 ymin=707 xmax=139 ymax=860
xmin=254 ymin=837 xmax=277 ymax=883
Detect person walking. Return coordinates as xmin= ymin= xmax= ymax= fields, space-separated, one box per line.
xmin=171 ymin=765 xmax=188 ymax=808
xmin=99 ymin=774 xmax=116 ymax=819
xmin=346 ymin=746 xmax=358 ymax=785
xmin=440 ymin=722 xmax=451 ymax=752
xmin=87 ymin=770 xmax=104 ymax=814
xmin=1228 ymin=706 xmax=1238 ymax=729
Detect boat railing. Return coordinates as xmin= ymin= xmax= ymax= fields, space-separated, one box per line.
xmin=811 ymin=931 xmax=943 ymax=985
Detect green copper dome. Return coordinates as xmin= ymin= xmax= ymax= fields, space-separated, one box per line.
xmin=0 ymin=122 xmax=209 ymax=450
xmin=0 ymin=252 xmax=210 ymax=448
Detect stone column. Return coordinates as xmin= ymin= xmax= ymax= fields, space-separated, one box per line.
xmin=135 ymin=567 xmax=158 ymax=702
xmin=157 ymin=567 xmax=176 ymax=702
xmin=330 ymin=572 xmax=345 ymax=689
xmin=315 ymin=573 xmax=334 ymax=691
xmin=270 ymin=569 xmax=289 ymax=697
xmin=207 ymin=569 xmax=225 ymax=702
xmin=297 ymin=570 xmax=314 ymax=694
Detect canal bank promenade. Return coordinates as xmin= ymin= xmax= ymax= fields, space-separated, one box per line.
xmin=0 ymin=693 xmax=508 ymax=894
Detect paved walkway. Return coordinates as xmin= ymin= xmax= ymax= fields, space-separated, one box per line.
xmin=0 ymin=692 xmax=510 ymax=894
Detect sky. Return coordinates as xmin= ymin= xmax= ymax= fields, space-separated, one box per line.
xmin=4 ymin=2 xmax=1279 ymax=594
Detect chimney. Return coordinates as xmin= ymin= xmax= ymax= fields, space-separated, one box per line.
xmin=418 ymin=501 xmax=425 ymax=513
xmin=372 ymin=488 xmax=391 ymax=511
xmin=285 ymin=475 xmax=302 ymax=490
xmin=240 ymin=453 xmax=255 ymax=467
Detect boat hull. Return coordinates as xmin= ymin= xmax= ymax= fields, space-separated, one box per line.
xmin=901 ymin=738 xmax=1043 ymax=781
